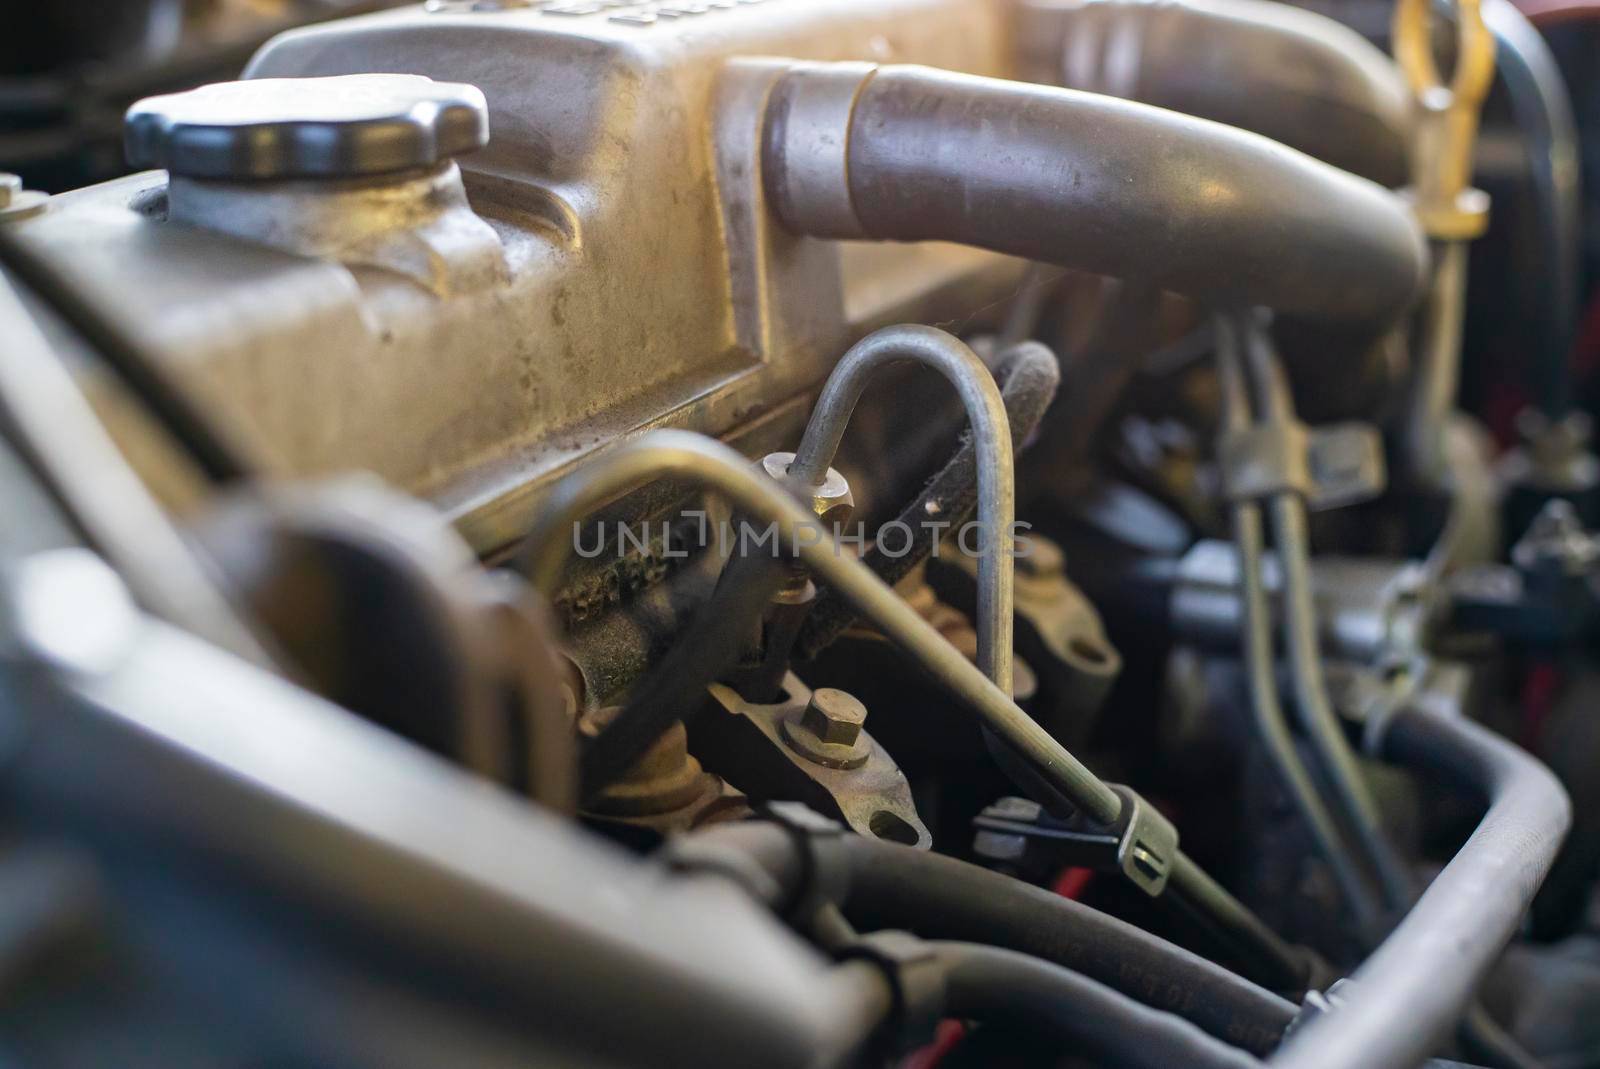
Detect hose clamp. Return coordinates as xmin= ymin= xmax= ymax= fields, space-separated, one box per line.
xmin=756 ymin=801 xmax=853 ymax=922
xmin=1285 ymin=978 xmax=1357 ymax=1038
xmin=837 ymin=931 xmax=946 ymax=1049
xmin=657 ymin=837 xmax=784 ymax=907
xmin=973 ymin=785 xmax=1178 ymax=897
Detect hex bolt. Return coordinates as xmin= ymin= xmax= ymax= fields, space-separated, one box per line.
xmin=781 ymin=687 xmax=871 ymax=769
xmin=802 ymin=688 xmax=866 ymax=746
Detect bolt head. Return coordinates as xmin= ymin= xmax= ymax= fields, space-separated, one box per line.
xmin=802 ymin=687 xmax=866 ymax=745
xmin=0 ymin=174 xmax=18 ymax=208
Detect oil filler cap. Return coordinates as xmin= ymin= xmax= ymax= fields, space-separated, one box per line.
xmin=124 ymin=74 xmax=489 ymax=181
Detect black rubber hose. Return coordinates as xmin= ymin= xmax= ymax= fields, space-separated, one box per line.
xmin=796 ymin=340 xmax=1061 ymax=661
xmin=844 ymin=841 xmax=1296 ymax=1056
xmin=766 ymin=65 xmax=1427 ymax=329
xmin=675 ymin=822 xmax=1296 ymax=1055
xmin=931 ymin=941 xmax=1262 ymax=1069
xmin=1162 ymin=852 xmax=1311 ymax=996
xmin=0 ymin=226 xmax=256 ymax=484
xmin=1482 ymin=0 xmax=1582 ymax=419
xmin=1271 ymin=709 xmax=1571 ymax=1069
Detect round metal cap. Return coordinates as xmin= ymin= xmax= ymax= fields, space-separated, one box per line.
xmin=124 ymin=74 xmax=490 ymax=181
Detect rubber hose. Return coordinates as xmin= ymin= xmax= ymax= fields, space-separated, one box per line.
xmin=931 ymin=941 xmax=1262 ymax=1069
xmin=673 ymin=822 xmax=1296 ymax=1055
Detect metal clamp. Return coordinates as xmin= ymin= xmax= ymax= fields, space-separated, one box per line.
xmin=973 ymin=784 xmax=1178 ymax=896
xmin=657 ymin=836 xmax=784 ymax=907
xmin=755 ymin=802 xmax=854 ymax=921
xmin=1219 ymin=421 xmax=1385 ymax=510
xmin=1285 ymin=978 xmax=1357 ymax=1039
xmin=837 ymin=931 xmax=946 ymax=1049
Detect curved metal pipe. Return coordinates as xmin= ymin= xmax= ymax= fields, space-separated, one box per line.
xmin=1215 ymin=314 xmax=1387 ymax=942
xmin=789 ymin=324 xmax=1015 ymax=694
xmin=517 ymin=429 xmax=1118 ymax=824
xmin=1403 ymin=240 xmax=1471 ymax=487
xmin=797 ymin=340 xmax=1060 ymax=662
xmin=763 ymin=63 xmax=1428 ymax=329
xmin=1017 ymin=0 xmax=1415 ymax=185
xmin=1242 ymin=324 xmax=1415 ymax=912
xmin=1272 ymin=708 xmax=1571 ymax=1069
xmin=517 ymin=430 xmax=1308 ymax=992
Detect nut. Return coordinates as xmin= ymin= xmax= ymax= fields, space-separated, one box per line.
xmin=761 ymin=452 xmax=854 ymax=528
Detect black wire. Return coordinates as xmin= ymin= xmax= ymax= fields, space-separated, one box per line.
xmin=579 ymin=548 xmax=789 ymax=800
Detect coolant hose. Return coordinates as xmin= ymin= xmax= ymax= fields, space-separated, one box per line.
xmin=674 ymin=821 xmax=1296 ymax=1056
xmin=763 ymin=64 xmax=1427 ymax=329
xmin=1271 ymin=709 xmax=1571 ymax=1069
xmin=931 ymin=941 xmax=1262 ymax=1069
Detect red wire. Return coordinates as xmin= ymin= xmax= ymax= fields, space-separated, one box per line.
xmin=899 ymin=1020 xmax=967 ymax=1069
xmin=1521 ymin=663 xmax=1562 ymax=751
xmin=1053 ymin=865 xmax=1096 ymax=900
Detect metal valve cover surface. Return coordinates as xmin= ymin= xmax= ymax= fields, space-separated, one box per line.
xmin=22 ymin=0 xmax=1022 ymax=553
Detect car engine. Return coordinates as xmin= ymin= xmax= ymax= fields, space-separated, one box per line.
xmin=3 ymin=0 xmax=1600 ymax=1065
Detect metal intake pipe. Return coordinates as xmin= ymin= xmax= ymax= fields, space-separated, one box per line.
xmin=1016 ymin=0 xmax=1415 ymax=186
xmin=761 ymin=64 xmax=1428 ymax=329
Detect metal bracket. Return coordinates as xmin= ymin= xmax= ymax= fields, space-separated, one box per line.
xmin=973 ymin=784 xmax=1178 ymax=896
xmin=697 ymin=675 xmax=932 ymax=849
xmin=1219 ymin=420 xmax=1385 ymax=511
